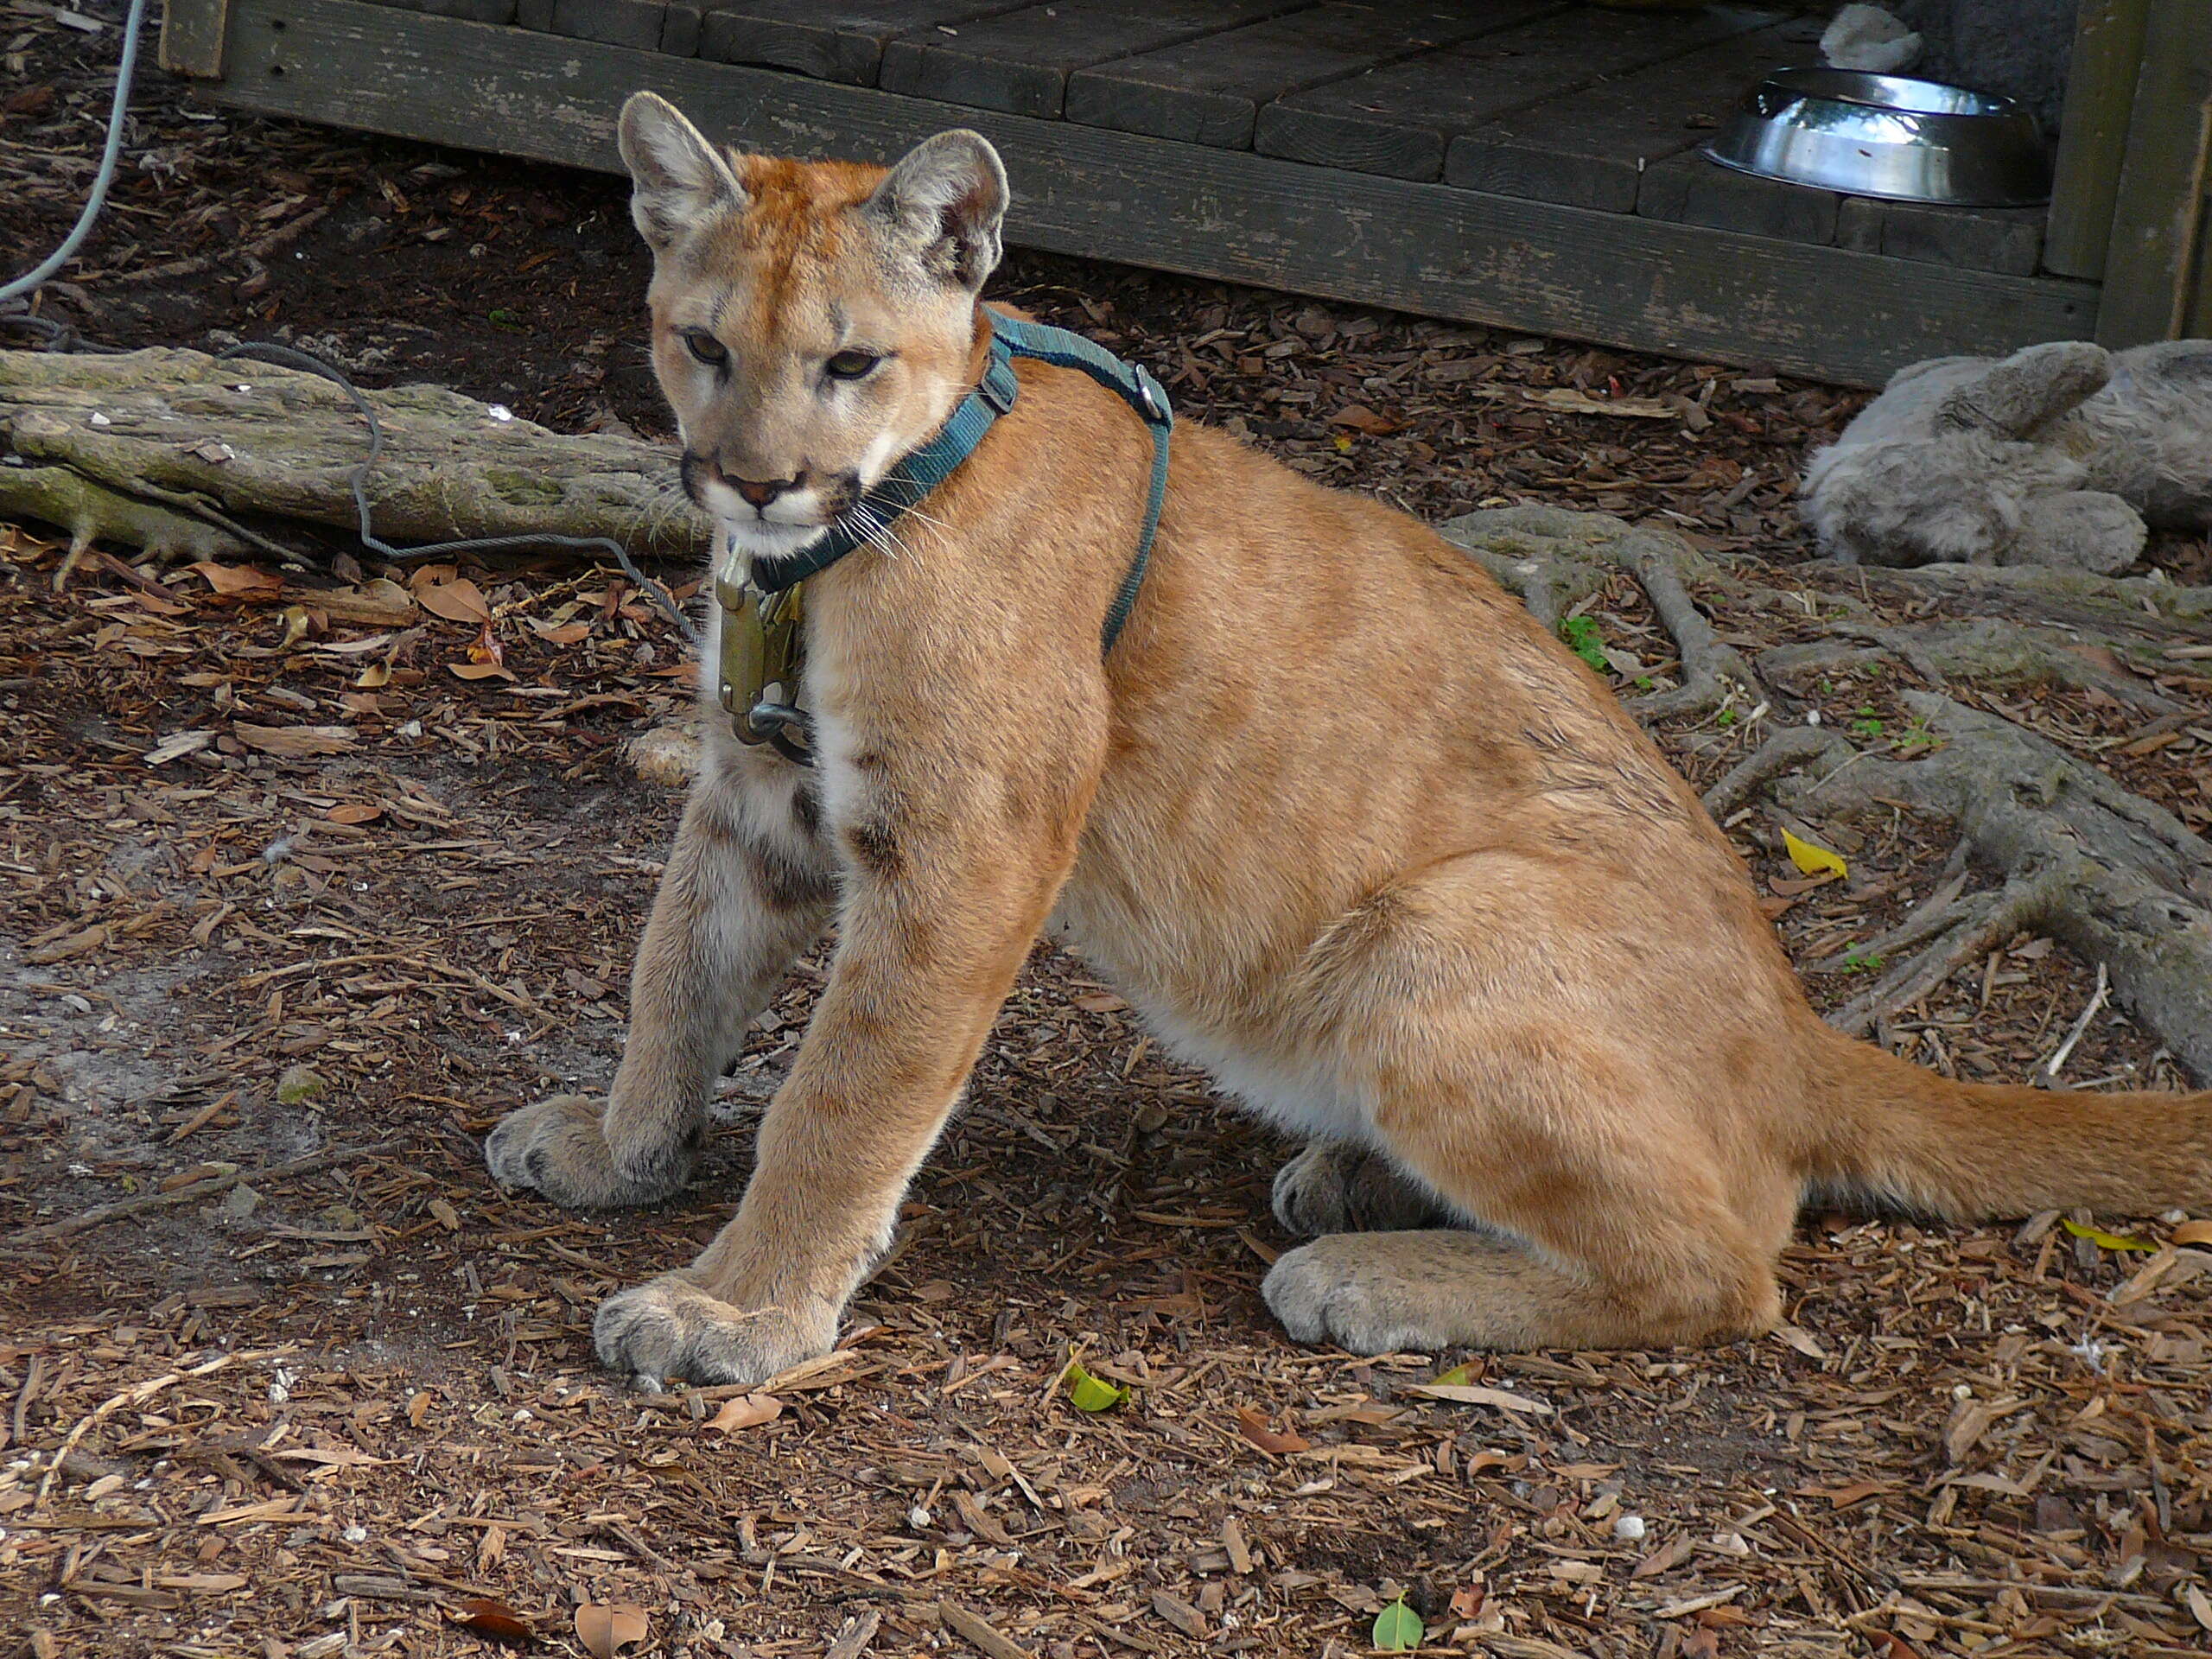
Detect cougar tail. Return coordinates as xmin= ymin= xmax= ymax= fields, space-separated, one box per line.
xmin=1801 ymin=1022 xmax=2212 ymax=1220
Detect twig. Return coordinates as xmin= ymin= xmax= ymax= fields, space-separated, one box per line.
xmin=2040 ymin=962 xmax=2111 ymax=1085
xmin=3 ymin=1141 xmax=394 ymax=1246
xmin=93 ymin=203 xmax=334 ymax=287
xmin=35 ymin=1348 xmax=290 ymax=1507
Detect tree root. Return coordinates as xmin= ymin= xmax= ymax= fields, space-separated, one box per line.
xmin=1826 ymin=872 xmax=2060 ymax=1039
xmin=1773 ymin=693 xmax=2212 ymax=1072
xmin=1442 ymin=506 xmax=2212 ymax=1079
xmin=1441 ymin=505 xmax=1760 ymax=719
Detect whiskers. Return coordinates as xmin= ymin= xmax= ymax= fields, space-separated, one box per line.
xmin=834 ymin=495 xmax=924 ymax=565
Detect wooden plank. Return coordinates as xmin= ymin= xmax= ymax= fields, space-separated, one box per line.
xmin=660 ymin=3 xmax=702 ymax=57
xmin=159 ymin=0 xmax=230 ymax=75
xmin=2097 ymin=0 xmax=2212 ymax=345
xmin=368 ymin=0 xmax=518 ymax=22
xmin=1063 ymin=2 xmax=1526 ymax=152
xmin=1255 ymin=4 xmax=1775 ymax=181
xmin=1444 ymin=16 xmax=1812 ymax=213
xmin=517 ymin=0 xmax=665 ymax=51
xmin=696 ymin=3 xmax=1027 ymax=89
xmin=876 ymin=0 xmax=1310 ymax=120
xmin=208 ymin=0 xmax=2100 ymax=386
xmin=2044 ymin=0 xmax=2150 ymax=281
xmin=1637 ymin=152 xmax=1835 ymax=245
xmin=1835 ymin=197 xmax=2043 ymax=277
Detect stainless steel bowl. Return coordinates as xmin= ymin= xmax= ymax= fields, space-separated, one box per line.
xmin=1700 ymin=67 xmax=2050 ymax=207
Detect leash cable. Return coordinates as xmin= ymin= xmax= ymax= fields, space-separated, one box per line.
xmin=0 ymin=0 xmax=700 ymax=644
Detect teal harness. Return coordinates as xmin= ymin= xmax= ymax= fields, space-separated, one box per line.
xmin=716 ymin=308 xmax=1173 ymax=763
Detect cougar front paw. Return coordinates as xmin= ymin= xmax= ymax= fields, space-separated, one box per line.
xmin=593 ymin=1274 xmax=834 ymax=1389
xmin=1272 ymin=1143 xmax=1450 ymax=1236
xmin=1263 ymin=1236 xmax=1436 ymax=1356
xmin=483 ymin=1094 xmax=694 ymax=1209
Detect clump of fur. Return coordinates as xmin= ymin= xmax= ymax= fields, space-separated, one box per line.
xmin=1801 ymin=340 xmax=2212 ymax=574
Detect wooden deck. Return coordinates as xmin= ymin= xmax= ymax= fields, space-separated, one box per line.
xmin=167 ymin=0 xmax=2131 ymax=385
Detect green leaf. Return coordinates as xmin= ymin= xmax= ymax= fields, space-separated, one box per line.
xmin=1432 ymin=1363 xmax=1479 ymax=1388
xmin=2060 ymin=1217 xmax=2155 ymax=1253
xmin=1372 ymin=1599 xmax=1423 ymax=1651
xmin=1061 ymin=1361 xmax=1128 ymax=1413
xmin=1558 ymin=615 xmax=1607 ymax=672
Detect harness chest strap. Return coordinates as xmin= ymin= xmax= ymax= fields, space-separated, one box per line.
xmin=715 ymin=309 xmax=1173 ymax=760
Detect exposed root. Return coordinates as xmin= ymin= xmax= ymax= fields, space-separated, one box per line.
xmin=1777 ymin=693 xmax=2212 ymax=1073
xmin=1440 ymin=507 xmax=2212 ymax=1078
xmin=1702 ymin=727 xmax=1845 ymax=820
xmin=1826 ymin=872 xmax=2061 ymax=1039
xmin=1440 ymin=505 xmax=1760 ymax=718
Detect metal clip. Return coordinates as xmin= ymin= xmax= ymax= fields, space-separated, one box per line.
xmin=715 ymin=574 xmax=807 ymax=752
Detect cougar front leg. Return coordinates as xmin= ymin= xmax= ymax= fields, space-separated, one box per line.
xmin=594 ymin=713 xmax=1090 ymax=1387
xmin=486 ymin=739 xmax=832 ymax=1207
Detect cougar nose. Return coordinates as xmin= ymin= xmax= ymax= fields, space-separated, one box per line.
xmin=731 ymin=475 xmax=799 ymax=511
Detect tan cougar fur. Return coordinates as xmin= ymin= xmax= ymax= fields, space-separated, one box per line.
xmin=485 ymin=92 xmax=2212 ymax=1387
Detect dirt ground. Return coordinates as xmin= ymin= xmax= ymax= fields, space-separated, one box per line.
xmin=6 ymin=6 xmax=2212 ymax=1659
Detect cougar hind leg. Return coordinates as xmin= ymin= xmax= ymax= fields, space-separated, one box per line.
xmin=1262 ymin=850 xmax=1797 ymax=1354
xmin=1271 ymin=1141 xmax=1455 ymax=1236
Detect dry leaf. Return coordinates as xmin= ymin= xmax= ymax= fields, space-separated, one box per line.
xmin=327 ymin=802 xmax=383 ymax=824
xmin=354 ymin=661 xmax=391 ymax=689
xmin=2059 ymin=1217 xmax=2153 ymax=1253
xmin=1402 ymin=1382 xmax=1554 ymax=1414
xmin=232 ymin=722 xmax=359 ymax=757
xmin=2173 ymin=1218 xmax=2212 ymax=1249
xmin=416 ymin=576 xmax=492 ymax=624
xmin=448 ymin=661 xmax=516 ymax=681
xmin=574 ymin=1603 xmax=648 ymax=1658
xmin=191 ymin=561 xmax=283 ymax=596
xmin=529 ymin=619 xmax=592 ymax=645
xmin=449 ymin=1597 xmax=533 ymax=1646
xmin=1330 ymin=404 xmax=1400 ymax=434
xmin=1233 ymin=1406 xmax=1310 ymax=1455
xmin=25 ymin=924 xmax=108 ymax=964
xmin=705 ymin=1392 xmax=784 ymax=1433
xmin=1522 ymin=386 xmax=1675 ymax=419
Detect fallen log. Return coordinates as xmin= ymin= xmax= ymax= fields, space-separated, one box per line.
xmin=0 ymin=346 xmax=707 ymax=567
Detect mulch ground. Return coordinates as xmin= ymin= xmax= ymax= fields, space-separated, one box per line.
xmin=4 ymin=6 xmax=2212 ymax=1659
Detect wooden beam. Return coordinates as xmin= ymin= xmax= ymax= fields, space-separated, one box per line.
xmin=2044 ymin=0 xmax=2149 ymax=280
xmin=206 ymin=0 xmax=2098 ymax=386
xmin=2094 ymin=0 xmax=2212 ymax=346
xmin=159 ymin=0 xmax=231 ymax=77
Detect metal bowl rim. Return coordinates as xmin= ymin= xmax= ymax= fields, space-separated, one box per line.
xmin=1697 ymin=142 xmax=2052 ymax=208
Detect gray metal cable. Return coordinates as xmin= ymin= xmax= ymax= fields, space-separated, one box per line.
xmin=0 ymin=0 xmax=149 ymax=302
xmin=0 ymin=0 xmax=699 ymax=643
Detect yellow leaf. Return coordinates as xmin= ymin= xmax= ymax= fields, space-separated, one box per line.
xmin=2060 ymin=1217 xmax=2154 ymax=1252
xmin=1062 ymin=1361 xmax=1128 ymax=1413
xmin=1781 ymin=827 xmax=1848 ymax=880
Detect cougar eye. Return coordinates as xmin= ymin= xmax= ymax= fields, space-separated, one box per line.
xmin=680 ymin=329 xmax=728 ymax=366
xmin=825 ymin=350 xmax=881 ymax=381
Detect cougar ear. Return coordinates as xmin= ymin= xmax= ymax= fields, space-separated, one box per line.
xmin=617 ymin=92 xmax=747 ymax=249
xmin=862 ymin=130 xmax=1007 ymax=289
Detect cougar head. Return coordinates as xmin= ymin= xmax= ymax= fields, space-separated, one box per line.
xmin=615 ymin=92 xmax=1008 ymax=564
